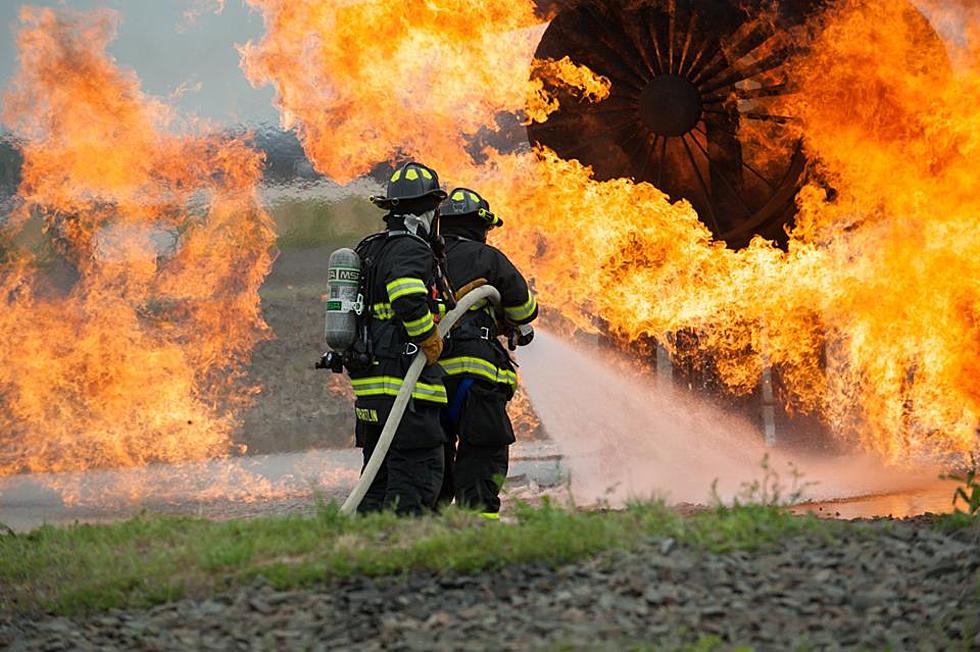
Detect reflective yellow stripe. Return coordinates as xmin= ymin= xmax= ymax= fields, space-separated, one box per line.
xmin=504 ymin=292 xmax=537 ymax=322
xmin=440 ymin=356 xmax=517 ymax=387
xmin=351 ymin=376 xmax=448 ymax=403
xmin=403 ymin=312 xmax=434 ymax=337
xmin=372 ymin=302 xmax=395 ymax=320
xmin=387 ymin=277 xmax=428 ymax=301
xmin=479 ymin=512 xmax=500 ymax=520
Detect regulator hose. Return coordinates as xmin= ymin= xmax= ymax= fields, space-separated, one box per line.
xmin=340 ymin=285 xmax=502 ymax=515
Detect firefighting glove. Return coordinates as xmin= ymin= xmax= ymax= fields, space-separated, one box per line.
xmin=419 ymin=329 xmax=444 ymax=366
xmin=507 ymin=324 xmax=535 ymax=351
xmin=454 ymin=277 xmax=488 ymax=302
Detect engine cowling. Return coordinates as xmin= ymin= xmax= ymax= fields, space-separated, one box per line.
xmin=528 ymin=0 xmax=946 ymax=248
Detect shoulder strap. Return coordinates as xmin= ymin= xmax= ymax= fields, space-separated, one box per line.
xmin=386 ymin=229 xmax=433 ymax=249
xmin=355 ymin=231 xmax=387 ymax=258
xmin=357 ymin=230 xmax=434 ymax=311
xmin=355 ymin=233 xmax=394 ymax=312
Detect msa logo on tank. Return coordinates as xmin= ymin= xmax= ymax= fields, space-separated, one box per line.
xmin=328 ymin=267 xmax=360 ymax=283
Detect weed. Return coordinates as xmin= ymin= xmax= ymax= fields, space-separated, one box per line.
xmin=710 ymin=454 xmax=817 ymax=509
xmin=942 ymin=454 xmax=980 ymax=517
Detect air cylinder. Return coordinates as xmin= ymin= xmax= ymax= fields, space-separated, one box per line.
xmin=324 ymin=247 xmax=362 ymax=351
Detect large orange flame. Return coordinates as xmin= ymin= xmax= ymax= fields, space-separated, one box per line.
xmin=242 ymin=0 xmax=980 ymax=464
xmin=0 ymin=7 xmax=276 ymax=475
xmin=240 ymin=0 xmax=608 ymax=183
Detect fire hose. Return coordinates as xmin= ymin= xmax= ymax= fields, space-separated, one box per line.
xmin=340 ymin=284 xmax=502 ymax=515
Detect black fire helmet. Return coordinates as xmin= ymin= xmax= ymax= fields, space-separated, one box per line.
xmin=439 ymin=187 xmax=503 ymax=228
xmin=370 ymin=161 xmax=448 ymax=215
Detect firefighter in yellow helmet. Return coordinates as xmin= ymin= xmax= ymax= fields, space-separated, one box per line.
xmin=348 ymin=161 xmax=449 ymax=515
xmin=437 ymin=188 xmax=537 ymax=518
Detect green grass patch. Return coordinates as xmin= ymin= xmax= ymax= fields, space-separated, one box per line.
xmin=269 ymin=196 xmax=377 ymax=250
xmin=0 ymin=499 xmax=838 ymax=617
xmin=932 ymin=511 xmax=979 ymax=533
xmin=934 ymin=457 xmax=980 ymax=532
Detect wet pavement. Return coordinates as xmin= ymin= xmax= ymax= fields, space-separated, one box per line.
xmin=795 ymin=481 xmax=959 ymax=520
xmin=0 ymin=439 xmax=959 ymax=532
xmin=0 ymin=443 xmax=563 ymax=532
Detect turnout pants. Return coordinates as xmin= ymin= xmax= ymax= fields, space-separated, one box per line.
xmin=439 ymin=378 xmax=515 ymax=514
xmin=355 ymin=399 xmax=444 ymax=516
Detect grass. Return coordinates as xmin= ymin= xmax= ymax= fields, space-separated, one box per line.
xmin=268 ymin=196 xmax=377 ymax=250
xmin=933 ymin=456 xmax=980 ymax=532
xmin=0 ymin=499 xmax=837 ymax=617
xmin=0 ymin=195 xmax=380 ymax=267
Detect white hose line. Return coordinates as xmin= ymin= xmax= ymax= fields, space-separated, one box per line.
xmin=340 ymin=285 xmax=502 ymax=515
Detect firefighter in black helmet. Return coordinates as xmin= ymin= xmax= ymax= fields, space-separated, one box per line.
xmin=349 ymin=161 xmax=449 ymax=515
xmin=437 ymin=188 xmax=537 ymax=518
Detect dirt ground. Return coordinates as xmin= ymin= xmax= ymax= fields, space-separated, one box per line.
xmin=239 ymin=244 xmax=356 ymax=455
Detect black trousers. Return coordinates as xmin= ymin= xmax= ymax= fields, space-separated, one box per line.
xmin=439 ymin=378 xmax=515 ymax=514
xmin=355 ymin=401 xmax=444 ymax=516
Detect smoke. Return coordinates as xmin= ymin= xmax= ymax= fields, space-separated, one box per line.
xmin=915 ymin=0 xmax=980 ymax=54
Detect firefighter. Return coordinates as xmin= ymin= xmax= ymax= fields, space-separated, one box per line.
xmin=437 ymin=188 xmax=537 ymax=518
xmin=350 ymin=161 xmax=449 ymax=515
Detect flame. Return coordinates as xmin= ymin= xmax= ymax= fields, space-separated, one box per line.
xmin=242 ymin=0 xmax=980 ymax=465
xmin=507 ymin=385 xmax=542 ymax=439
xmin=240 ymin=0 xmax=607 ymax=182
xmin=0 ymin=8 xmax=276 ymax=475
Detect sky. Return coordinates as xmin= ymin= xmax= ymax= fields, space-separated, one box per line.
xmin=0 ymin=0 xmax=279 ymax=127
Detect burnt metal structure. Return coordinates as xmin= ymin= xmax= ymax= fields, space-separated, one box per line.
xmin=528 ymin=0 xmax=940 ymax=248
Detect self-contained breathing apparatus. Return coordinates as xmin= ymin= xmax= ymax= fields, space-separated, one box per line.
xmin=315 ymin=229 xmax=456 ymax=374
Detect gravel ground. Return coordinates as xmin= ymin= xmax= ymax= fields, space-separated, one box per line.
xmin=3 ymin=518 xmax=979 ymax=651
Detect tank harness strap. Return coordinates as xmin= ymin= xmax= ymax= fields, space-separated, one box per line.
xmin=442 ymin=378 xmax=475 ymax=427
xmin=451 ymin=323 xmax=492 ymax=341
xmin=354 ymin=231 xmax=427 ymax=364
xmin=370 ymin=342 xmax=420 ymax=360
xmin=359 ymin=228 xmax=430 ymax=317
xmin=386 ymin=229 xmax=431 ymax=248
